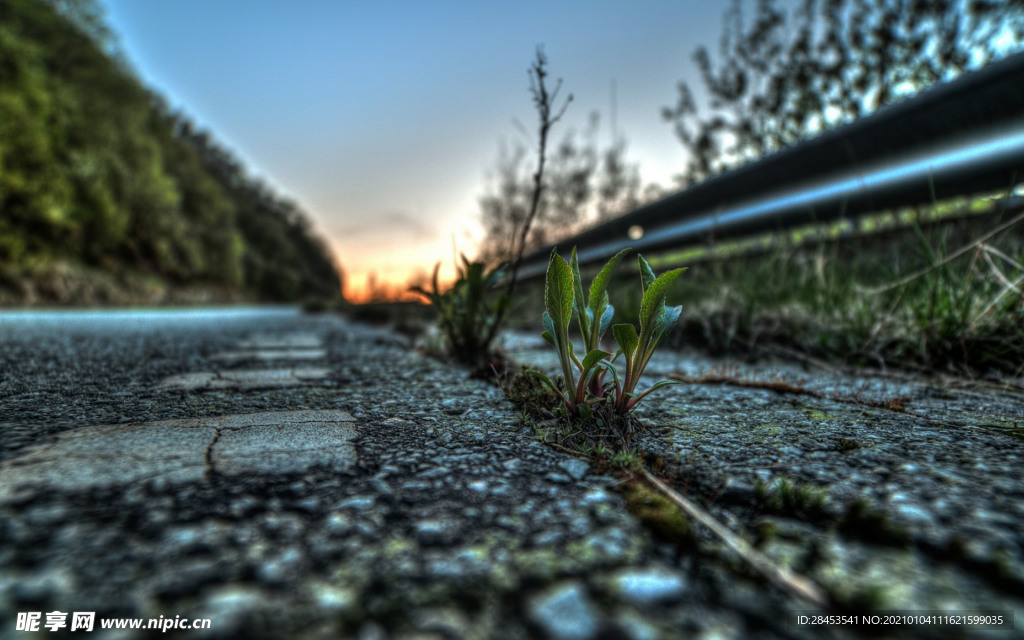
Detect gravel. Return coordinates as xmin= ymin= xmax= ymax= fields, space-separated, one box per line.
xmin=1 ymin=310 xmax=1022 ymax=638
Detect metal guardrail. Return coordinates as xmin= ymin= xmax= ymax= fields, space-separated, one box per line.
xmin=517 ymin=51 xmax=1024 ymax=280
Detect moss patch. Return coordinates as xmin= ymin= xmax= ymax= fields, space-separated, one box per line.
xmin=621 ymin=481 xmax=693 ymax=549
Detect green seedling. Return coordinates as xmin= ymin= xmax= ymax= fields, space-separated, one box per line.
xmin=609 ymin=254 xmax=688 ymax=413
xmin=410 ymin=255 xmax=509 ymax=367
xmin=528 ymin=246 xmax=686 ymax=419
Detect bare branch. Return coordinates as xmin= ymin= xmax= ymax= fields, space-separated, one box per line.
xmin=641 ymin=469 xmax=829 ymax=608
xmin=505 ymin=46 xmax=574 ymax=299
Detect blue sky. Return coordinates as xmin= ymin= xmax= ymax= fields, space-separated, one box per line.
xmin=98 ymin=0 xmax=738 ymax=298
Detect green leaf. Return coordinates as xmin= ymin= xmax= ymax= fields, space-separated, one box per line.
xmin=638 ymin=254 xmax=657 ymax=292
xmin=643 ymin=379 xmax=681 ymax=393
xmin=431 ymin=261 xmax=441 ymax=295
xmin=632 ymin=379 xmax=682 ymax=405
xmin=581 ymin=349 xmax=611 ymax=371
xmin=652 ymin=305 xmax=682 ymax=344
xmin=540 ymin=330 xmax=555 ymax=346
xmin=524 ymin=369 xmax=562 ymax=398
xmin=570 ymin=247 xmax=587 ymax=323
xmin=483 ymin=262 xmax=507 ymax=288
xmin=639 ymin=266 xmax=687 ymax=330
xmin=408 ymin=285 xmax=433 ymax=302
xmin=588 ymin=248 xmax=630 ymax=316
xmin=542 ymin=311 xmax=555 ymax=338
xmin=578 ymin=402 xmax=593 ymax=421
xmin=595 ymin=358 xmax=619 ymax=381
xmin=492 ymin=293 xmax=511 ymax=318
xmin=612 ymin=323 xmax=638 ymax=357
xmin=570 ymin=248 xmax=594 ymax=348
xmin=465 ymin=261 xmax=483 ymax=283
xmin=545 ymin=249 xmax=574 ymax=331
xmin=598 ymin=304 xmax=615 ymax=336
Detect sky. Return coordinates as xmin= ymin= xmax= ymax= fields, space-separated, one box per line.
xmin=97 ymin=0 xmax=737 ymax=301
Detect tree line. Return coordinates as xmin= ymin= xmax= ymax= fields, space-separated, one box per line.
xmin=0 ymin=0 xmax=341 ymax=302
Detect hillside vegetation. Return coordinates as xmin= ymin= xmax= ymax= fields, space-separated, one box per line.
xmin=0 ymin=0 xmax=341 ymax=305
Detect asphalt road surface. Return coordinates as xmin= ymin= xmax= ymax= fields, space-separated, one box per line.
xmin=2 ymin=307 xmax=1021 ymax=639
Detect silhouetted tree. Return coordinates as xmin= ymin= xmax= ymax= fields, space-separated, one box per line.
xmin=663 ymin=0 xmax=1024 ymax=186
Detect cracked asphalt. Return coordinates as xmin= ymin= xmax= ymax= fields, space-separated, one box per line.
xmin=0 ymin=308 xmax=810 ymax=640
xmin=2 ymin=308 xmax=1021 ymax=639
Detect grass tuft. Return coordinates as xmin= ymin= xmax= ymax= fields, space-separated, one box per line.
xmin=650 ymin=195 xmax=1024 ymax=376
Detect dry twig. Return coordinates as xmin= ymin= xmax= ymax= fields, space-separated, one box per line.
xmin=860 ymin=209 xmax=1024 ymax=295
xmin=641 ymin=469 xmax=829 ymax=608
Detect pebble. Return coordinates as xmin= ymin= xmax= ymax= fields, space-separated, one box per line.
xmin=325 ymin=513 xmax=353 ymax=536
xmin=257 ymin=547 xmax=302 ymax=585
xmin=894 ymin=503 xmax=935 ymax=525
xmin=11 ymin=569 xmax=74 ymax=605
xmin=545 ymin=473 xmax=572 ymax=484
xmin=581 ymin=489 xmax=611 ymax=505
xmin=312 ymin=583 xmax=358 ymax=613
xmin=197 ymin=586 xmax=269 ymax=636
xmin=533 ymin=530 xmax=565 ymax=547
xmin=335 ymin=496 xmax=375 ymax=511
xmin=528 ymin=581 xmax=600 ymax=640
xmin=610 ymin=568 xmax=687 ymax=606
xmin=615 ymin=612 xmax=662 ymax=640
xmin=415 ymin=519 xmax=457 ymax=546
xmin=558 ymin=458 xmax=590 ymax=481
xmin=369 ymin=476 xmax=392 ymax=495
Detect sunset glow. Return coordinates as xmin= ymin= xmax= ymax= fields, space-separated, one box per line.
xmin=98 ymin=0 xmax=707 ymax=294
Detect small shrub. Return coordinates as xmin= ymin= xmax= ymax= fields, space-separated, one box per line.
xmin=410 ymin=256 xmax=509 ymax=367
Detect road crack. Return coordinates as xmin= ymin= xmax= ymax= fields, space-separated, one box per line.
xmin=204 ymin=427 xmax=223 ymax=479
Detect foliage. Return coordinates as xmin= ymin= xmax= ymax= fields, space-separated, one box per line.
xmin=663 ymin=0 xmax=1024 ymax=186
xmin=888 ymin=216 xmax=1024 ymax=373
xmin=0 ymin=0 xmax=340 ymax=302
xmin=664 ymin=197 xmax=1024 ymax=375
xmin=415 ymin=48 xmax=566 ymax=367
xmin=528 ymin=247 xmax=685 ymax=422
xmin=410 ymin=256 xmax=510 ymax=367
xmin=609 ymin=255 xmax=688 ymax=413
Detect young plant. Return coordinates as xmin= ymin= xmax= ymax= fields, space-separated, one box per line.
xmin=609 ymin=254 xmax=688 ymax=414
xmin=410 ymin=256 xmax=509 ymax=367
xmin=529 ymin=247 xmax=686 ymax=419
